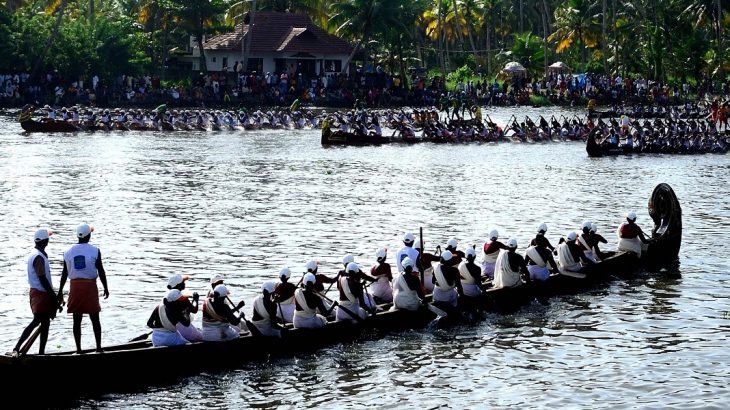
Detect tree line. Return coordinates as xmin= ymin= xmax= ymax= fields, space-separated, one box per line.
xmin=0 ymin=0 xmax=727 ymax=83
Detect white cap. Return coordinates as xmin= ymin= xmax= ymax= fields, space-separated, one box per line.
xmin=213 ymin=284 xmax=229 ymax=297
xmin=403 ymin=232 xmax=415 ymax=243
xmin=76 ymin=223 xmax=94 ymax=238
xmin=590 ymin=223 xmax=597 ymax=233
xmin=261 ymin=281 xmax=275 ymax=293
xmin=465 ymin=247 xmax=476 ymax=258
xmin=34 ymin=228 xmax=53 ymax=242
xmin=210 ymin=274 xmax=224 ymax=286
xmin=303 ymin=273 xmax=316 ymax=285
xmin=167 ymin=274 xmax=189 ymax=288
xmin=402 ymin=257 xmax=414 ymax=269
xmin=582 ymin=221 xmax=592 ymax=230
xmin=342 ymin=254 xmax=355 ymax=265
xmin=375 ymin=248 xmax=387 ymax=260
xmin=305 ymin=260 xmax=318 ymax=272
xmin=279 ymin=267 xmax=291 ymax=279
xmin=567 ymin=231 xmax=577 ymax=241
xmin=414 ymin=239 xmax=422 ymax=249
xmin=626 ymin=212 xmax=637 ymax=221
xmin=446 ymin=238 xmax=458 ymax=249
xmin=538 ymin=223 xmax=548 ymax=233
xmin=346 ymin=262 xmax=359 ymax=273
xmin=441 ymin=250 xmax=453 ymax=261
xmin=489 ymin=229 xmax=499 ymax=240
xmin=165 ymin=289 xmax=183 ymax=302
xmin=507 ymin=238 xmax=518 ymax=248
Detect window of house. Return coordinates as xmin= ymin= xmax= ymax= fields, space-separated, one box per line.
xmin=324 ymin=59 xmax=342 ymax=73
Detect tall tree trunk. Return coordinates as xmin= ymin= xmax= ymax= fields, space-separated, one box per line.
xmin=451 ymin=0 xmax=466 ymax=53
xmin=161 ymin=19 xmax=169 ymax=80
xmin=717 ymin=0 xmax=724 ymax=79
xmin=612 ymin=0 xmax=618 ymax=75
xmin=342 ymin=37 xmax=364 ymax=74
xmin=197 ymin=30 xmax=208 ymax=72
xmin=89 ymin=0 xmax=95 ymax=25
xmin=31 ymin=0 xmax=68 ymax=78
xmin=486 ymin=21 xmax=491 ymax=76
xmin=602 ymin=0 xmax=607 ymax=74
xmin=519 ymin=0 xmax=524 ymax=33
xmin=243 ymin=0 xmax=257 ymax=73
xmin=541 ymin=1 xmax=549 ymax=78
xmin=438 ymin=2 xmax=446 ymax=74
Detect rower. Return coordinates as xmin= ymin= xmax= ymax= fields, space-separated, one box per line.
xmin=305 ymin=260 xmax=337 ymax=293
xmin=335 ymin=262 xmax=371 ymax=322
xmin=445 ymin=238 xmax=465 ymax=263
xmin=272 ymin=267 xmax=296 ymax=323
xmin=251 ymin=281 xmax=283 ymax=337
xmin=391 ymin=257 xmax=426 ymax=311
xmin=395 ymin=232 xmax=419 ymax=272
xmin=208 ymin=274 xmax=225 ymax=298
xmin=482 ymin=229 xmax=507 ymax=279
xmin=557 ymin=232 xmax=591 ymax=275
xmin=369 ymin=248 xmax=393 ymax=303
xmin=577 ymin=221 xmax=600 ymax=263
xmin=201 ymin=284 xmax=247 ymax=341
xmin=589 ymin=223 xmax=609 ymax=260
xmin=147 ymin=289 xmax=190 ymax=347
xmin=525 ymin=239 xmax=559 ymax=282
xmin=458 ymin=248 xmax=482 ymax=298
xmin=432 ymin=251 xmax=463 ymax=310
xmin=493 ymin=239 xmax=528 ymax=288
xmin=617 ymin=212 xmax=650 ymax=257
xmin=166 ymin=274 xmax=202 ymax=342
xmin=414 ymin=238 xmax=438 ymax=292
xmin=293 ymin=273 xmax=332 ymax=329
xmin=531 ymin=223 xmax=555 ymax=252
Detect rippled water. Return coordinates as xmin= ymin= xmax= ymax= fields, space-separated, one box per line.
xmin=1 ymin=107 xmax=729 ymax=409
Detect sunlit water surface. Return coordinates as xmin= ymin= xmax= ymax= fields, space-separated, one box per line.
xmin=0 ymin=107 xmax=728 ymax=409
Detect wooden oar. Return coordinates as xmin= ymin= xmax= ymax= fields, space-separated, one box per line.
xmin=315 ymin=291 xmax=365 ymax=323
xmin=419 ymin=227 xmax=425 ymax=286
xmin=18 ymin=325 xmax=42 ymax=357
xmin=129 ymin=331 xmax=152 ymax=343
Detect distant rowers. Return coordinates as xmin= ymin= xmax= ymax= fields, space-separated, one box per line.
xmin=617 ymin=212 xmax=651 ymax=257
xmin=369 ymin=248 xmax=393 ymax=303
xmin=293 ymin=273 xmax=332 ymax=329
xmin=482 ymin=229 xmax=507 ymax=279
xmin=391 ymin=257 xmax=426 ymax=311
xmin=272 ymin=267 xmax=296 ymax=323
xmin=201 ymin=284 xmax=246 ymax=341
xmin=493 ymin=239 xmax=528 ymax=289
xmin=251 ymin=281 xmax=284 ymax=337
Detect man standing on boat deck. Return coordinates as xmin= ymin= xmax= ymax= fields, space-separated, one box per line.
xmin=617 ymin=212 xmax=651 ymax=257
xmin=493 ymin=239 xmax=529 ymax=288
xmin=12 ymin=228 xmax=62 ymax=356
xmin=396 ymin=232 xmax=419 ymax=272
xmin=392 ymin=258 xmax=426 ymax=311
xmin=252 ymin=282 xmax=284 ymax=337
xmin=57 ymin=223 xmax=109 ymax=354
xmin=293 ymin=274 xmax=332 ymax=329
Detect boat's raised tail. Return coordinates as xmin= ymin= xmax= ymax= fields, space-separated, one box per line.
xmin=646 ymin=183 xmax=682 ymax=271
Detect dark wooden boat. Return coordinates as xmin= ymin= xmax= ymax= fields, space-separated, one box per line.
xmin=20 ymin=119 xmax=80 ymax=133
xmin=0 ymin=183 xmax=681 ymax=399
xmin=586 ymin=128 xmax=630 ymax=157
xmin=321 ymin=127 xmax=396 ymax=146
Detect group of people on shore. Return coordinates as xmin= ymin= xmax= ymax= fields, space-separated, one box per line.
xmin=12 ymin=212 xmax=651 ymax=353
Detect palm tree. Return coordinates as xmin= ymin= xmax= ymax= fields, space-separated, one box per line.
xmin=548 ymin=0 xmax=600 ymax=66
xmin=171 ymin=0 xmax=227 ymax=72
xmin=683 ymin=0 xmax=727 ymax=78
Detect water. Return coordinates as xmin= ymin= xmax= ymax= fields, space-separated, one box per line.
xmin=0 ymin=107 xmax=729 ymax=409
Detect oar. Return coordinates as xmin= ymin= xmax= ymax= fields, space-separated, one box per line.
xmin=419 ymin=227 xmax=425 ymax=286
xmin=129 ymin=331 xmax=152 ymax=343
xmin=18 ymin=325 xmax=42 ymax=357
xmin=315 ymin=291 xmax=365 ymax=323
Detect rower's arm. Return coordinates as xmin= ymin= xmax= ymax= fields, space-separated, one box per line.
xmin=147 ymin=307 xmax=161 ymax=329
xmin=96 ymin=250 xmax=109 ymax=299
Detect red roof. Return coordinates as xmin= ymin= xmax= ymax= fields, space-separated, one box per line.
xmin=204 ymin=12 xmax=353 ymax=56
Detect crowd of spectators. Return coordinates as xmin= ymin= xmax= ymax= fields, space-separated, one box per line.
xmin=1 ymin=67 xmax=728 ymax=109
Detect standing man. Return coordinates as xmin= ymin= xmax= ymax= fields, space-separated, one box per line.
xmin=57 ymin=223 xmax=109 ymax=354
xmin=13 ymin=228 xmax=61 ymax=356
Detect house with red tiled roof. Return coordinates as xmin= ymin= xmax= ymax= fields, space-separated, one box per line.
xmin=187 ymin=12 xmax=354 ymax=76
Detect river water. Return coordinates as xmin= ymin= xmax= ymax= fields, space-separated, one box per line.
xmin=0 ymin=107 xmax=728 ymax=409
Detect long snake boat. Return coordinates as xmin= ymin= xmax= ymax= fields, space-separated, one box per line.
xmin=0 ymin=183 xmax=681 ymax=399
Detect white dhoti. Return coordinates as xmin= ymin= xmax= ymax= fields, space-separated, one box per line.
xmin=482 ymin=262 xmax=496 ymax=279
xmin=151 ymin=329 xmax=188 ymax=347
xmin=293 ymin=313 xmax=328 ymax=329
xmin=422 ymin=268 xmax=434 ymax=292
xmin=432 ymin=287 xmax=458 ymax=307
xmin=370 ymin=278 xmax=393 ymax=303
xmin=617 ymin=237 xmax=647 ymax=256
xmin=462 ymin=283 xmax=482 ymax=297
xmin=583 ymin=250 xmax=601 ymax=263
xmin=253 ymin=322 xmax=282 ymax=337
xmin=276 ymin=303 xmax=295 ymax=323
xmin=176 ymin=322 xmax=203 ymax=342
xmin=202 ymin=322 xmax=241 ymax=341
xmin=335 ymin=301 xmax=367 ymax=322
xmin=527 ymin=265 xmax=550 ymax=281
